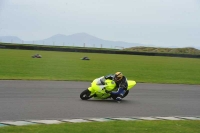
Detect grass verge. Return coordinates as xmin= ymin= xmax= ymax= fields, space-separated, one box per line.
xmin=0 ymin=49 xmax=200 ymax=84
xmin=0 ymin=121 xmax=200 ymax=133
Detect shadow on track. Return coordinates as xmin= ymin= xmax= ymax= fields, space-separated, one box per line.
xmin=79 ymin=99 xmax=133 ymax=104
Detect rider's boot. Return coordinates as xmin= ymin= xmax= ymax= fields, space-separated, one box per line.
xmin=116 ymin=97 xmax=122 ymax=101
xmin=116 ymin=94 xmax=123 ymax=102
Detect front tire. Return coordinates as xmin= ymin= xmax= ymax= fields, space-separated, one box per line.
xmin=80 ymin=89 xmax=92 ymax=100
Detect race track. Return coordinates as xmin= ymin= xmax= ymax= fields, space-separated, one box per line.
xmin=0 ymin=80 xmax=200 ymax=121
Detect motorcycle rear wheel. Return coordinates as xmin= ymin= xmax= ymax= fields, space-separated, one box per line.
xmin=80 ymin=89 xmax=92 ymax=100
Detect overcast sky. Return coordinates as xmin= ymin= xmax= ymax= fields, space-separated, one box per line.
xmin=0 ymin=0 xmax=200 ymax=48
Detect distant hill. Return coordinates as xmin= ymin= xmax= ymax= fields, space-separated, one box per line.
xmin=0 ymin=33 xmax=199 ymax=50
xmin=124 ymin=46 xmax=200 ymax=55
xmin=24 ymin=33 xmax=143 ymax=48
xmin=0 ymin=36 xmax=22 ymax=43
xmin=0 ymin=33 xmax=143 ymax=48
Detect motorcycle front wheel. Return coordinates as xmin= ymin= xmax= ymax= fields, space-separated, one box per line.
xmin=80 ymin=89 xmax=92 ymax=100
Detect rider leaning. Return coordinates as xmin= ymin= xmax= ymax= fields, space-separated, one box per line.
xmin=96 ymin=72 xmax=128 ymax=101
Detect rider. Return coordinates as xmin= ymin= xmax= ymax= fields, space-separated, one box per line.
xmin=96 ymin=72 xmax=128 ymax=101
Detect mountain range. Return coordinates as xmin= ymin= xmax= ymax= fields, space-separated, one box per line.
xmin=0 ymin=33 xmax=199 ymax=49
xmin=0 ymin=33 xmax=143 ymax=49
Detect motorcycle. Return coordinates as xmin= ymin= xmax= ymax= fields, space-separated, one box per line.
xmin=80 ymin=78 xmax=136 ymax=101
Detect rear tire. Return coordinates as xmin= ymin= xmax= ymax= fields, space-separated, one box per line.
xmin=111 ymin=95 xmax=117 ymax=100
xmin=80 ymin=89 xmax=92 ymax=100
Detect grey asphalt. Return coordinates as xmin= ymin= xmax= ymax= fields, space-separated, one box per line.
xmin=0 ymin=80 xmax=200 ymax=121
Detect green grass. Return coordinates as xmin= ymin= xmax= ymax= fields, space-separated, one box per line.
xmin=0 ymin=49 xmax=200 ymax=84
xmin=0 ymin=49 xmax=200 ymax=132
xmin=0 ymin=121 xmax=200 ymax=133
